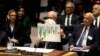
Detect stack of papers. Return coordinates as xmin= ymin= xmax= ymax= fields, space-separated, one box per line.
xmin=14 ymin=47 xmax=54 ymax=53
xmin=70 ymin=47 xmax=89 ymax=52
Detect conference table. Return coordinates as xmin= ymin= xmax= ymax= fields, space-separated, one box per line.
xmin=0 ymin=47 xmax=78 ymax=56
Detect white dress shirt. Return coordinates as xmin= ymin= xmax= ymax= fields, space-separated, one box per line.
xmin=10 ymin=24 xmax=15 ymax=39
xmin=93 ymin=15 xmax=100 ymax=28
xmin=10 ymin=24 xmax=14 ymax=32
xmin=65 ymin=14 xmax=73 ymax=26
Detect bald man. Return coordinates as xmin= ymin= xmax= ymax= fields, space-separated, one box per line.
xmin=44 ymin=11 xmax=60 ymax=24
xmin=47 ymin=11 xmax=57 ymax=21
xmin=35 ymin=11 xmax=66 ymax=50
xmin=70 ymin=12 xmax=99 ymax=56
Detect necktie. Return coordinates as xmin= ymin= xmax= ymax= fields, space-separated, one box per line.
xmin=77 ymin=28 xmax=87 ymax=47
xmin=67 ymin=15 xmax=70 ymax=26
xmin=95 ymin=18 xmax=97 ymax=27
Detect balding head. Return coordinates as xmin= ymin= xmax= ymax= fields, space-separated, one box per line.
xmin=85 ymin=12 xmax=95 ymax=20
xmin=47 ymin=11 xmax=57 ymax=21
xmin=83 ymin=12 xmax=95 ymax=27
xmin=92 ymin=4 xmax=100 ymax=16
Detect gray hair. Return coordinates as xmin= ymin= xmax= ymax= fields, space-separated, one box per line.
xmin=65 ymin=2 xmax=75 ymax=9
xmin=48 ymin=11 xmax=57 ymax=18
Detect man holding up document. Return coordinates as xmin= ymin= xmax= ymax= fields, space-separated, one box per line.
xmin=70 ymin=12 xmax=99 ymax=56
xmin=35 ymin=11 xmax=66 ymax=50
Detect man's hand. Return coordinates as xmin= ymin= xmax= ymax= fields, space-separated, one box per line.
xmin=58 ymin=28 xmax=65 ymax=38
xmin=35 ymin=38 xmax=42 ymax=46
xmin=11 ymin=39 xmax=18 ymax=44
xmin=83 ymin=46 xmax=90 ymax=50
xmin=70 ymin=45 xmax=75 ymax=48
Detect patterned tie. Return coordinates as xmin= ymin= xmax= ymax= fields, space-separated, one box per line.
xmin=77 ymin=28 xmax=87 ymax=47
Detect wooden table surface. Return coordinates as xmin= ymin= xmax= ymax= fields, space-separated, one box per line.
xmin=0 ymin=47 xmax=67 ymax=56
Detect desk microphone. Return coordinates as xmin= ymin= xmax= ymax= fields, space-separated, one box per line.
xmin=33 ymin=38 xmax=44 ymax=56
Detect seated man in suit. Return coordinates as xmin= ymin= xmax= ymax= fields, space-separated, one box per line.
xmin=35 ymin=11 xmax=66 ymax=50
xmin=70 ymin=12 xmax=99 ymax=56
xmin=59 ymin=2 xmax=81 ymax=37
xmin=92 ymin=4 xmax=100 ymax=28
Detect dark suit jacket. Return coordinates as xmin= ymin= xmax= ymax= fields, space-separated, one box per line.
xmin=59 ymin=14 xmax=81 ymax=36
xmin=70 ymin=24 xmax=98 ymax=49
xmin=59 ymin=14 xmax=81 ymax=28
xmin=2 ymin=21 xmax=31 ymax=46
xmin=92 ymin=28 xmax=100 ymax=56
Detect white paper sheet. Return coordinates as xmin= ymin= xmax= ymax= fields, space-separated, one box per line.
xmin=14 ymin=47 xmax=54 ymax=53
xmin=37 ymin=23 xmax=61 ymax=42
xmin=70 ymin=47 xmax=89 ymax=52
xmin=35 ymin=48 xmax=54 ymax=53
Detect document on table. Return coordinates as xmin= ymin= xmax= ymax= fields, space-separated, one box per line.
xmin=70 ymin=47 xmax=89 ymax=52
xmin=35 ymin=48 xmax=54 ymax=53
xmin=14 ymin=47 xmax=54 ymax=53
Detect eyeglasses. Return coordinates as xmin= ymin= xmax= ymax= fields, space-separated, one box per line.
xmin=47 ymin=17 xmax=55 ymax=19
xmin=65 ymin=7 xmax=73 ymax=8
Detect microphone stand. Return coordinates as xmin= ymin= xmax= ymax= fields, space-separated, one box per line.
xmin=44 ymin=42 xmax=48 ymax=49
xmin=32 ymin=39 xmax=43 ymax=56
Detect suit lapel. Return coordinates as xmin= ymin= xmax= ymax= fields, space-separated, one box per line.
xmin=13 ymin=23 xmax=18 ymax=35
xmin=63 ymin=15 xmax=66 ymax=25
xmin=7 ymin=24 xmax=13 ymax=33
xmin=88 ymin=25 xmax=94 ymax=37
xmin=72 ymin=14 xmax=77 ymax=24
xmin=78 ymin=25 xmax=84 ymax=38
xmin=71 ymin=14 xmax=74 ymax=24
